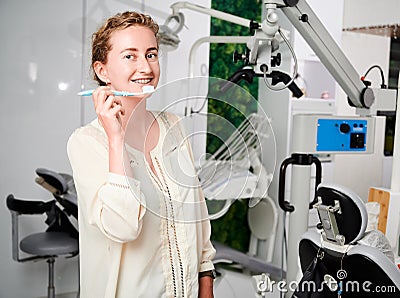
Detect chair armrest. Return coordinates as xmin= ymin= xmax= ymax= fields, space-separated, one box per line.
xmin=6 ymin=194 xmax=51 ymax=215
xmin=6 ymin=194 xmax=52 ymax=262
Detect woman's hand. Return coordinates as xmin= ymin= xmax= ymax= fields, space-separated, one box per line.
xmin=92 ymin=86 xmax=125 ymax=142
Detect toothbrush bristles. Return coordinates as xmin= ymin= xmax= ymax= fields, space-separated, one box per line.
xmin=142 ymin=86 xmax=155 ymax=93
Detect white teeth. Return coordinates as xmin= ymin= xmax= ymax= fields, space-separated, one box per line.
xmin=134 ymin=79 xmax=151 ymax=84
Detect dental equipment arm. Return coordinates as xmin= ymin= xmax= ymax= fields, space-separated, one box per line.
xmin=170 ymin=2 xmax=251 ymax=28
xmin=168 ymin=1 xmax=285 ymax=76
xmin=168 ymin=1 xmax=375 ymax=109
xmin=219 ymin=68 xmax=303 ymax=98
xmin=169 ymin=1 xmax=299 ymax=93
xmin=267 ymin=0 xmax=374 ymax=108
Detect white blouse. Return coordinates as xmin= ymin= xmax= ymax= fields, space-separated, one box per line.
xmin=67 ymin=111 xmax=215 ymax=298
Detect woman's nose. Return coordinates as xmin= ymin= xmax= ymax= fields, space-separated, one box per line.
xmin=137 ymin=56 xmax=151 ymax=73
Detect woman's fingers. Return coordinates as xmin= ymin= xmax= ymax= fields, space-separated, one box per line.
xmin=93 ymin=87 xmax=112 ymax=109
xmin=92 ymin=87 xmax=124 ymax=117
xmin=112 ymin=99 xmax=125 ymax=116
xmin=91 ymin=87 xmax=126 ymax=139
xmin=98 ymin=96 xmax=122 ymax=119
xmin=111 ymin=103 xmax=125 ymax=117
xmin=93 ymin=88 xmax=105 ymax=113
xmin=103 ymin=95 xmax=124 ymax=116
xmin=111 ymin=97 xmax=123 ymax=110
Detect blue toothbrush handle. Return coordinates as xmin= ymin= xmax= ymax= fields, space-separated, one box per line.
xmin=77 ymin=90 xmax=95 ymax=96
xmin=112 ymin=91 xmax=130 ymax=96
xmin=77 ymin=90 xmax=132 ymax=96
xmin=78 ymin=87 xmax=153 ymax=97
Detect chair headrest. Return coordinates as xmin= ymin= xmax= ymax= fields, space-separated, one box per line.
xmin=316 ymin=183 xmax=368 ymax=244
xmin=35 ymin=168 xmax=69 ymax=194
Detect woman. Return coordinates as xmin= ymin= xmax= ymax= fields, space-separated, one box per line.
xmin=67 ymin=11 xmax=216 ymax=298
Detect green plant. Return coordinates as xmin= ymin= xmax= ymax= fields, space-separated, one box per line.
xmin=208 ymin=0 xmax=261 ymax=252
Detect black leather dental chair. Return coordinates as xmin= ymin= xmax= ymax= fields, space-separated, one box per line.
xmin=294 ymin=183 xmax=400 ymax=297
xmin=6 ymin=168 xmax=79 ymax=298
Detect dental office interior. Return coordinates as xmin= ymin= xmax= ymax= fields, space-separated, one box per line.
xmin=1 ymin=0 xmax=400 ymax=297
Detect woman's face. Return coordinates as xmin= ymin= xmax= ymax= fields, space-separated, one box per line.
xmin=102 ymin=26 xmax=160 ymax=95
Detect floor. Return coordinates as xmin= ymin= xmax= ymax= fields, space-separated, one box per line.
xmin=38 ymin=292 xmax=78 ymax=298
xmin=37 ymin=269 xmax=281 ymax=298
xmin=214 ymin=268 xmax=281 ymax=297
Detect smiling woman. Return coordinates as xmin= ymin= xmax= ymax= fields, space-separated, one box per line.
xmin=67 ymin=11 xmax=216 ymax=298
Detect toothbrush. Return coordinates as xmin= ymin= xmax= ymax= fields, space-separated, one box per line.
xmin=77 ymin=85 xmax=155 ymax=97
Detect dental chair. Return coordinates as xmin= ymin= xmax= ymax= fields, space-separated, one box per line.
xmin=294 ymin=183 xmax=400 ymax=297
xmin=6 ymin=168 xmax=79 ymax=298
xmin=35 ymin=167 xmax=78 ymax=221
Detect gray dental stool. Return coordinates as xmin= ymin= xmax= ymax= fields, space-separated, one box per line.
xmin=6 ymin=193 xmax=78 ymax=298
xmin=294 ymin=183 xmax=400 ymax=297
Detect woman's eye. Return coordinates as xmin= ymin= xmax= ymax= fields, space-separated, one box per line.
xmin=125 ymin=54 xmax=135 ymax=60
xmin=147 ymin=53 xmax=158 ymax=61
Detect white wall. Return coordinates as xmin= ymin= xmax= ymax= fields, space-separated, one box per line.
xmin=343 ymin=0 xmax=400 ymax=29
xmin=336 ymin=32 xmax=391 ymax=115
xmin=333 ymin=32 xmax=391 ymax=200
xmin=0 ymin=1 xmax=82 ymax=296
xmin=0 ymin=0 xmax=210 ymax=297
